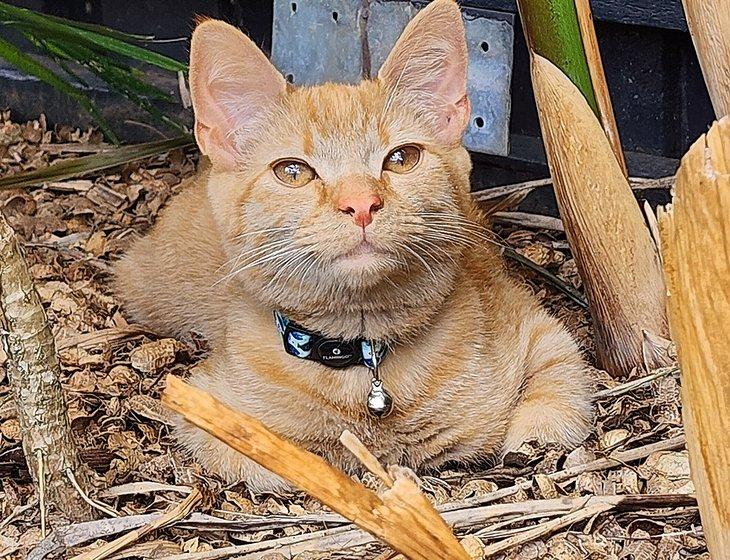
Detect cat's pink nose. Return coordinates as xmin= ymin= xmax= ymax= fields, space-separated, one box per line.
xmin=337 ymin=193 xmax=383 ymax=228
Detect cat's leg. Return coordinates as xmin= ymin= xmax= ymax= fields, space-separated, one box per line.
xmin=503 ymin=313 xmax=595 ymax=452
xmin=171 ymin=358 xmax=293 ymax=494
xmin=173 ymin=414 xmax=291 ymax=493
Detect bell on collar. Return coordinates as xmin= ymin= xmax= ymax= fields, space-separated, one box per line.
xmin=367 ymin=378 xmax=393 ymax=418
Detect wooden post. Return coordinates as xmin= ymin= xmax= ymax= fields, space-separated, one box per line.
xmin=0 ymin=213 xmax=93 ymax=522
xmin=658 ymin=116 xmax=730 ymax=556
xmin=530 ymin=53 xmax=669 ymax=375
xmin=682 ymin=0 xmax=730 ymax=117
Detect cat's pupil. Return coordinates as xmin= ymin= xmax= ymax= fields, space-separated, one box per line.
xmin=390 ymin=150 xmax=405 ymax=165
xmin=285 ymin=163 xmax=301 ymax=179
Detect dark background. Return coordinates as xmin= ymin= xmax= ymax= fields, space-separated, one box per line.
xmin=0 ymin=0 xmax=716 ymax=201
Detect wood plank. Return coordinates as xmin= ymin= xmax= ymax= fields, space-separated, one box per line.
xmin=658 ymin=115 xmax=730 ymax=557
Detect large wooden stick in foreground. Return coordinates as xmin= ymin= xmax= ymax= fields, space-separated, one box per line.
xmin=530 ymin=53 xmax=668 ymax=376
xmin=682 ymin=0 xmax=730 ymax=117
xmin=658 ymin=116 xmax=730 ymax=557
xmin=163 ymin=375 xmax=469 ymax=560
xmin=0 ymin=213 xmax=92 ymax=522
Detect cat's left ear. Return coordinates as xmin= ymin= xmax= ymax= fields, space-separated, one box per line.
xmin=378 ymin=0 xmax=470 ymax=145
xmin=190 ymin=19 xmax=287 ymax=170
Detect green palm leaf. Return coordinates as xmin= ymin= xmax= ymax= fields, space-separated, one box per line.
xmin=0 ymin=136 xmax=193 ymax=190
xmin=0 ymin=3 xmax=186 ymax=72
xmin=0 ymin=35 xmax=119 ymax=144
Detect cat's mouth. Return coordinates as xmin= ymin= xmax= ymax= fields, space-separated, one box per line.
xmin=336 ymin=241 xmax=392 ymax=267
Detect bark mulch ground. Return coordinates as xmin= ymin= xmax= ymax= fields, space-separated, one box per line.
xmin=0 ymin=111 xmax=704 ymax=559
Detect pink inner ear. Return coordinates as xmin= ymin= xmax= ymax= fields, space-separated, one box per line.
xmin=190 ymin=20 xmax=286 ymax=169
xmin=378 ymin=0 xmax=470 ymax=145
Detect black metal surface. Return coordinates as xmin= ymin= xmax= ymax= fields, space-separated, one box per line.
xmin=460 ymin=0 xmax=687 ymax=31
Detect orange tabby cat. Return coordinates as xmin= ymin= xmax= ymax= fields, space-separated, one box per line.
xmin=114 ymin=0 xmax=594 ymax=492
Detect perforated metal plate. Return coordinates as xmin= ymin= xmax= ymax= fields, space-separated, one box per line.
xmin=272 ymin=0 xmax=514 ymax=155
xmin=272 ymin=0 xmax=364 ymax=85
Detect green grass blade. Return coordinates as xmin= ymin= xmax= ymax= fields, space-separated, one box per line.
xmin=0 ymin=136 xmax=194 ymax=190
xmin=0 ymin=35 xmax=119 ymax=143
xmin=0 ymin=2 xmax=187 ymax=72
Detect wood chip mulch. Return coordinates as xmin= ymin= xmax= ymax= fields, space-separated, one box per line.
xmin=0 ymin=111 xmax=704 ymax=560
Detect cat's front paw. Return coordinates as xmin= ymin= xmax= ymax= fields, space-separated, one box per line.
xmin=502 ymin=397 xmax=593 ymax=454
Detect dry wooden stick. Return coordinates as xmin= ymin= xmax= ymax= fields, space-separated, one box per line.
xmin=162 ymin=375 xmax=469 ymax=560
xmin=159 ymin=494 xmax=695 ymax=560
xmin=681 ymin=0 xmax=730 ymax=117
xmin=573 ymin=0 xmax=627 ymax=176
xmin=659 ymin=115 xmax=730 ymax=557
xmin=0 ymin=213 xmax=93 ymax=522
xmin=492 ymin=211 xmax=564 ymax=232
xmin=439 ymin=434 xmax=686 ymax=512
xmin=529 ymin=52 xmax=669 ymax=376
xmin=472 ymin=176 xmax=673 ymax=204
xmin=593 ymin=365 xmax=678 ymax=399
xmin=340 ymin=430 xmax=394 ymax=487
xmin=482 ymin=496 xmax=614 ymax=556
xmin=70 ymin=488 xmax=202 ymax=560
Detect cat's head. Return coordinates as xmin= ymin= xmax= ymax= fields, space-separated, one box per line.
xmin=190 ymin=0 xmax=484 ymax=312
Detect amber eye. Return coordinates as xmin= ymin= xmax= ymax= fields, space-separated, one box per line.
xmin=383 ymin=145 xmax=421 ymax=174
xmin=272 ymin=160 xmax=316 ymax=187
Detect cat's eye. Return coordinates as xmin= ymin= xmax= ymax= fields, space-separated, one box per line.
xmin=383 ymin=145 xmax=421 ymax=174
xmin=272 ymin=159 xmax=316 ymax=187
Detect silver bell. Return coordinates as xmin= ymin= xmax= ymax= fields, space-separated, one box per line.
xmin=367 ymin=378 xmax=393 ymax=418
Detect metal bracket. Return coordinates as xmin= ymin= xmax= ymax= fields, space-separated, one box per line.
xmin=272 ymin=0 xmax=514 ymax=155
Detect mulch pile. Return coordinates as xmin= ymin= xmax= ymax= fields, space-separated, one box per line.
xmin=0 ymin=111 xmax=704 ymax=559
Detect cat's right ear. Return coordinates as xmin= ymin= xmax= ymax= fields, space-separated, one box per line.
xmin=190 ymin=20 xmax=287 ymax=170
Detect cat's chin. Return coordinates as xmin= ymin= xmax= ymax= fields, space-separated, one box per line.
xmin=333 ymin=242 xmax=397 ymax=277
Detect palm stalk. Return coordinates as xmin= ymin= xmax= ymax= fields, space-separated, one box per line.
xmin=516 ymin=0 xmax=668 ymax=375
xmin=516 ymin=0 xmax=625 ymax=173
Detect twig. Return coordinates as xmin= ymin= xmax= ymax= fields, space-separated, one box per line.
xmin=66 ymin=468 xmax=119 ymax=518
xmin=340 ymin=430 xmax=394 ymax=487
xmin=481 ymin=497 xmax=614 ymax=556
xmin=70 ymin=488 xmax=202 ymax=560
xmin=0 ymin=502 xmax=36 ymax=532
xmin=472 ymin=176 xmax=673 ymax=203
xmin=155 ymin=494 xmax=695 ymax=560
xmin=472 ymin=178 xmax=553 ymax=202
xmin=99 ymin=482 xmax=192 ymax=498
xmin=493 ymin=211 xmax=565 ymax=232
xmin=158 ymin=526 xmax=370 ymax=560
xmin=594 ymin=365 xmax=678 ymax=399
xmin=29 ymin=493 xmax=696 ymax=560
xmin=438 ymin=435 xmax=686 ymax=513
